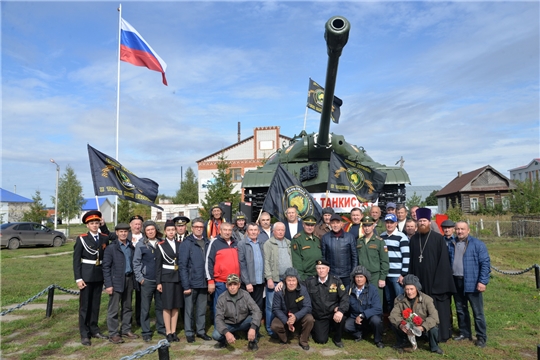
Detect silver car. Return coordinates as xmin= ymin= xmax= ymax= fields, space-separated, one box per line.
xmin=0 ymin=222 xmax=66 ymax=249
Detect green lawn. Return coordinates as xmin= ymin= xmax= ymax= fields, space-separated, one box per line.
xmin=0 ymin=237 xmax=539 ymax=359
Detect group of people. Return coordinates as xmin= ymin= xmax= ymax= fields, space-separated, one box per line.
xmin=73 ymin=202 xmax=491 ymax=355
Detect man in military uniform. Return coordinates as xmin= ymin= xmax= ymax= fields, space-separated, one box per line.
xmin=291 ymin=215 xmax=322 ymax=281
xmin=73 ymin=210 xmax=110 ymax=346
xmin=305 ymin=259 xmax=349 ymax=348
xmin=173 ymin=216 xmax=190 ymax=242
xmin=356 ymin=216 xmax=389 ymax=303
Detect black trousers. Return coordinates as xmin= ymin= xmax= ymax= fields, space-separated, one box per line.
xmin=134 ymin=289 xmax=141 ymax=326
xmin=241 ymin=283 xmax=265 ymax=313
xmin=79 ymin=281 xmax=103 ymax=338
xmin=312 ymin=316 xmax=344 ymax=344
xmin=394 ymin=324 xmax=440 ymax=351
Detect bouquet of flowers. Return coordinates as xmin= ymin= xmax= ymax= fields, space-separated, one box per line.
xmin=400 ymin=308 xmax=423 ymax=350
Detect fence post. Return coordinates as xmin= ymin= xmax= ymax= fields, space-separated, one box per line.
xmin=158 ymin=344 xmax=170 ymax=360
xmin=496 ymin=220 xmax=500 ymax=237
xmin=46 ymin=286 xmax=55 ymax=318
xmin=480 ymin=218 xmax=484 ymax=230
xmin=535 ymin=265 xmax=540 ymax=290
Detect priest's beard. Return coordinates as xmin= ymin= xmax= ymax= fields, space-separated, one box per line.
xmin=418 ymin=223 xmax=430 ymax=234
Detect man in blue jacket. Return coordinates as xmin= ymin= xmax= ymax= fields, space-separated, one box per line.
xmin=179 ymin=217 xmax=212 ymax=343
xmin=321 ymin=214 xmax=357 ymax=287
xmin=271 ymin=267 xmax=314 ymax=350
xmin=345 ymin=265 xmax=384 ymax=348
xmin=449 ymin=221 xmax=491 ymax=348
xmin=102 ymin=223 xmax=138 ymax=344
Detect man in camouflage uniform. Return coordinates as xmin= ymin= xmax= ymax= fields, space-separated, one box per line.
xmin=291 ymin=216 xmax=322 ymax=281
xmin=356 ymin=216 xmax=389 ymax=303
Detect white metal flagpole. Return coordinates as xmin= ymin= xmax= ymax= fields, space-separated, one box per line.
xmin=115 ymin=3 xmax=122 ymax=225
xmin=302 ymin=104 xmax=308 ymax=131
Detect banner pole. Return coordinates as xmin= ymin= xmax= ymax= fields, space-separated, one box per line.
xmin=115 ymin=3 xmax=122 ymax=225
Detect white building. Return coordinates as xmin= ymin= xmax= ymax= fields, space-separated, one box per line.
xmin=150 ymin=199 xmax=200 ymax=222
xmin=0 ymin=188 xmax=33 ymax=223
xmin=66 ymin=197 xmax=114 ymax=224
xmin=509 ymin=158 xmax=540 ymax=182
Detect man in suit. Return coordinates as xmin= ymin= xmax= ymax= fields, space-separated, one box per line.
xmin=73 ymin=210 xmax=110 ymax=346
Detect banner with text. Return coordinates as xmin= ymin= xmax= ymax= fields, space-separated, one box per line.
xmin=311 ymin=193 xmax=377 ymax=213
xmin=87 ymin=144 xmax=163 ymax=210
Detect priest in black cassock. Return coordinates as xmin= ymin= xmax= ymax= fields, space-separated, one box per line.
xmin=408 ymin=208 xmax=456 ymax=342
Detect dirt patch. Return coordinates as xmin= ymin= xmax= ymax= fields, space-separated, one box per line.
xmin=0 ymin=314 xmax=26 ymax=322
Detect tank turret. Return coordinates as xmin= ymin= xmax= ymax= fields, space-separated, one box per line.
xmin=242 ymin=16 xmax=410 ymax=218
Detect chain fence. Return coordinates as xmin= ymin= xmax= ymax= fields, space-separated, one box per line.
xmin=0 ymin=284 xmax=79 ymax=316
xmin=491 ymin=263 xmax=538 ymax=275
xmin=119 ymin=339 xmax=170 ymax=360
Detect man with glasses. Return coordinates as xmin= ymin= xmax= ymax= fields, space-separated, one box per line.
xmin=356 ymin=216 xmax=389 ymax=303
xmin=291 ymin=215 xmax=322 ymax=281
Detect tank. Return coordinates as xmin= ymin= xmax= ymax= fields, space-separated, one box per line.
xmin=242 ymin=16 xmax=410 ymax=218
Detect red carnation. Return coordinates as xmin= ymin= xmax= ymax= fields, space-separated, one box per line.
xmin=413 ymin=315 xmax=423 ymax=326
xmin=402 ymin=308 xmax=412 ymax=319
xmin=401 ymin=320 xmax=407 ymax=325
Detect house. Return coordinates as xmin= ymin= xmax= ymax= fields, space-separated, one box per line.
xmin=436 ymin=165 xmax=516 ymax=214
xmin=0 ymin=188 xmax=33 ymax=223
xmin=150 ymin=199 xmax=200 ymax=222
xmin=65 ymin=197 xmax=114 ymax=224
xmin=509 ymin=158 xmax=540 ymax=182
xmin=196 ymin=126 xmax=291 ymax=203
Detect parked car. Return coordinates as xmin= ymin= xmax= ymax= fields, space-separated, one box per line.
xmin=0 ymin=222 xmax=67 ymax=249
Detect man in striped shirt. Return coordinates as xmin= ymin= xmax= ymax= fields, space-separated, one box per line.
xmin=379 ymin=214 xmax=409 ymax=313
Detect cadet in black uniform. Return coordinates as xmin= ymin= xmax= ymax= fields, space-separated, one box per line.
xmin=305 ymin=259 xmax=349 ymax=348
xmin=156 ymin=220 xmax=183 ymax=342
xmin=73 ymin=210 xmax=110 ymax=346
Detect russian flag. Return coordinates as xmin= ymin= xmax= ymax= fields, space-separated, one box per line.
xmin=120 ymin=18 xmax=168 ymax=86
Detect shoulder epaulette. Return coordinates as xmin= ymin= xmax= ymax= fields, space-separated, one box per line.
xmin=158 ymin=240 xmax=165 ymax=245
xmin=79 ymin=233 xmax=86 ymax=237
xmin=293 ymin=233 xmax=302 ymax=239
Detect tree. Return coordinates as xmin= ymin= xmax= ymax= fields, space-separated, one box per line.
xmin=425 ymin=190 xmax=439 ymax=206
xmin=22 ymin=190 xmax=48 ymax=223
xmin=445 ymin=199 xmax=464 ymax=222
xmin=174 ymin=167 xmax=199 ymax=204
xmin=510 ymin=180 xmax=540 ymax=214
xmin=118 ymin=198 xmax=133 ymax=223
xmin=200 ymin=153 xmax=240 ymax=219
xmin=55 ymin=165 xmax=85 ymax=231
xmin=406 ymin=191 xmax=425 ymax=208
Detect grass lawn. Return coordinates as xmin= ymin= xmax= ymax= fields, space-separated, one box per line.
xmin=0 ymin=237 xmax=539 ymax=359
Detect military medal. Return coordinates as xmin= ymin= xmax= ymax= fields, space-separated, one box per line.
xmin=174 ymin=258 xmax=178 ymax=271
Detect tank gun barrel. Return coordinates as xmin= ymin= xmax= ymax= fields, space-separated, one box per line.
xmin=316 ymin=16 xmax=350 ymax=148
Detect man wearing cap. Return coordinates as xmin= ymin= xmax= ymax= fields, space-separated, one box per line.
xmin=73 ymin=210 xmax=110 ymax=346
xmin=173 ymin=216 xmax=190 ymax=242
xmin=356 ymin=216 xmax=389 ymax=303
xmin=271 ymin=267 xmax=314 ymax=350
xmin=380 ymin=213 xmax=409 ymax=313
xmin=410 ymin=206 xmax=441 ymax=234
xmin=441 ymin=219 xmax=456 ymax=248
xmin=238 ymin=222 xmax=266 ymax=313
xmin=449 ymin=222 xmax=490 ymax=348
xmin=369 ymin=205 xmax=385 ymax=237
xmin=232 ymin=211 xmax=248 ymax=242
xmin=180 ymin=217 xmax=212 ymax=343
xmin=205 ymin=222 xmax=240 ymax=323
xmin=396 ymin=204 xmax=408 ymax=233
xmin=408 ymin=208 xmax=455 ymax=343
xmin=314 ymin=207 xmax=334 ymax=239
xmin=263 ymin=222 xmax=292 ymax=336
xmin=322 ymin=214 xmax=357 ymax=287
xmin=205 ymin=204 xmax=227 ymax=240
xmin=133 ymin=220 xmax=166 ymax=342
xmin=345 ymin=266 xmax=384 ymax=348
xmin=389 ymin=274 xmax=443 ymax=355
xmin=102 ymin=223 xmax=138 ymax=344
xmin=305 ymin=259 xmax=349 ymax=348
xmin=344 ymin=207 xmax=365 ymax=239
xmin=291 ymin=215 xmax=322 ymax=281
xmin=213 ymin=274 xmax=262 ymax=351
xmin=386 ymin=202 xmax=397 ymax=215
xmin=284 ymin=207 xmax=303 ymax=241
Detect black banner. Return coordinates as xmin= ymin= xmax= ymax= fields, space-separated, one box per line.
xmin=306 ymin=78 xmax=342 ymax=124
xmin=87 ymin=144 xmax=163 ymax=210
xmin=327 ymin=152 xmax=387 ymax=202
xmin=262 ymin=164 xmax=322 ymax=222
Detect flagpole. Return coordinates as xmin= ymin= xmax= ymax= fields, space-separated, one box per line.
xmin=115 ymin=3 xmax=122 ymax=225
xmin=302 ymin=105 xmax=308 ymax=131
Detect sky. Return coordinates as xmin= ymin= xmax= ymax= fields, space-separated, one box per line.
xmin=2 ymin=0 xmax=539 ymax=207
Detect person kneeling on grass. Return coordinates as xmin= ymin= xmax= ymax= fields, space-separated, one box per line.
xmin=271 ymin=267 xmax=315 ymax=350
xmin=389 ymin=274 xmax=443 ymax=355
xmin=212 ymin=274 xmax=262 ymax=351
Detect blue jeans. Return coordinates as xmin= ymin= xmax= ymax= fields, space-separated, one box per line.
xmin=385 ymin=276 xmax=403 ymax=312
xmin=212 ymin=316 xmax=257 ymax=344
xmin=453 ymin=277 xmax=487 ymax=341
xmin=212 ymin=282 xmax=227 ymax=325
xmin=265 ymin=285 xmax=274 ymax=335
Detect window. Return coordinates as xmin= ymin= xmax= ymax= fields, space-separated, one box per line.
xmin=230 ymin=168 xmax=242 ymax=182
xmin=486 ymin=197 xmax=494 ymax=209
xmin=156 ymin=212 xmax=162 ymax=220
xmin=501 ymin=196 xmax=510 ymax=211
xmin=259 ymin=140 xmax=274 ymax=150
xmin=470 ymin=198 xmax=478 ymax=211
